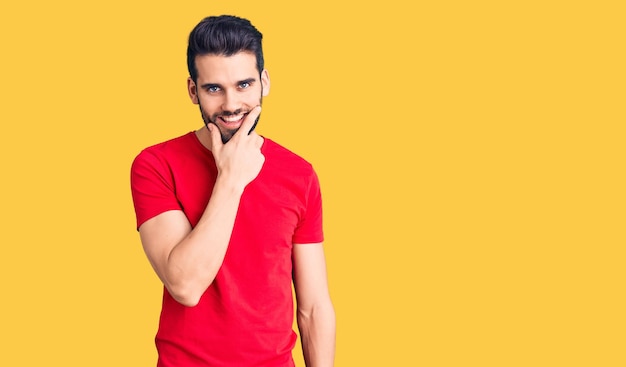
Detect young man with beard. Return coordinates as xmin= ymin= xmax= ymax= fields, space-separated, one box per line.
xmin=130 ymin=15 xmax=335 ymax=367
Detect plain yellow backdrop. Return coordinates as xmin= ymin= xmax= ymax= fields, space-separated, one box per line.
xmin=1 ymin=1 xmax=624 ymax=366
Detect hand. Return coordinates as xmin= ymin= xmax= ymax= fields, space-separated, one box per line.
xmin=208 ymin=106 xmax=265 ymax=191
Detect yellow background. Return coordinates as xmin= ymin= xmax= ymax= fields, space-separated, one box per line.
xmin=1 ymin=1 xmax=624 ymax=366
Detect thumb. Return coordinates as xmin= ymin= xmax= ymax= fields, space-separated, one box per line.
xmin=207 ymin=123 xmax=222 ymax=151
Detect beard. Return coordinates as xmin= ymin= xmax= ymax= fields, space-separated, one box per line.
xmin=199 ymin=97 xmax=263 ymax=144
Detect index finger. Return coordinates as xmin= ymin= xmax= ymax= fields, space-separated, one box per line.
xmin=234 ymin=105 xmax=261 ymax=139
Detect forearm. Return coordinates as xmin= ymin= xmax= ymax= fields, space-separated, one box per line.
xmin=164 ymin=176 xmax=244 ymax=305
xmin=298 ymin=302 xmax=336 ymax=367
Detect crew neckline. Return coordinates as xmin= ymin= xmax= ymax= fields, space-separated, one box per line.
xmin=188 ymin=130 xmax=268 ymax=155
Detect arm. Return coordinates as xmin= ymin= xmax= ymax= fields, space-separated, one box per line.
xmin=293 ymin=243 xmax=336 ymax=367
xmin=138 ymin=107 xmax=264 ymax=307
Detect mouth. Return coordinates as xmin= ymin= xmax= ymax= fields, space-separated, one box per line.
xmin=219 ymin=112 xmax=248 ymax=127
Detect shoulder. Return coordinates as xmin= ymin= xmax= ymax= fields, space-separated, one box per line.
xmin=262 ymin=138 xmax=315 ymax=174
xmin=134 ymin=132 xmax=196 ymax=159
xmin=131 ymin=132 xmax=198 ymax=170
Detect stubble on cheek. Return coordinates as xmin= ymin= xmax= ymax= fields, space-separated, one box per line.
xmin=198 ymin=104 xmax=236 ymax=143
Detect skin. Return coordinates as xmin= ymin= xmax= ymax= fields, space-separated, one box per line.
xmin=138 ymin=51 xmax=335 ymax=366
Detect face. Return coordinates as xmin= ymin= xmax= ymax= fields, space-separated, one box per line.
xmin=188 ymin=52 xmax=270 ymax=143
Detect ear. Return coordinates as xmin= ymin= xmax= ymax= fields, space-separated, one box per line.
xmin=261 ymin=69 xmax=270 ymax=97
xmin=187 ymin=77 xmax=199 ymax=104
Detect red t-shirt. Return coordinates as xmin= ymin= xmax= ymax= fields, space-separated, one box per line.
xmin=130 ymin=132 xmax=324 ymax=366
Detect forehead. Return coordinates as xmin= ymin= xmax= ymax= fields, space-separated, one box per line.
xmin=194 ymin=51 xmax=258 ymax=83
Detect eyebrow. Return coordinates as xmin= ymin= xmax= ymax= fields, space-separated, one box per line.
xmin=200 ymin=78 xmax=257 ymax=90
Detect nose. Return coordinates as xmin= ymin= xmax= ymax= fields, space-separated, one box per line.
xmin=221 ymin=90 xmax=242 ymax=113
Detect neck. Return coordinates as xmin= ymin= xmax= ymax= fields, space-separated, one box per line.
xmin=195 ymin=125 xmax=213 ymax=151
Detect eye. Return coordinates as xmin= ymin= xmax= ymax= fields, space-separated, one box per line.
xmin=207 ymin=86 xmax=220 ymax=93
xmin=239 ymin=81 xmax=250 ymax=89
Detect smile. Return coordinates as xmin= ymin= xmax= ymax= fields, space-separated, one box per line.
xmin=220 ymin=113 xmax=248 ymax=123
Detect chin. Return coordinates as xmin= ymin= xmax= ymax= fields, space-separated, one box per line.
xmin=220 ymin=129 xmax=238 ymax=144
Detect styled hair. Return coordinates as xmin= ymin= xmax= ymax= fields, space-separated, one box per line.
xmin=187 ymin=15 xmax=264 ymax=82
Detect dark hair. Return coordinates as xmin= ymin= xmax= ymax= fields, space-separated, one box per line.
xmin=187 ymin=15 xmax=264 ymax=82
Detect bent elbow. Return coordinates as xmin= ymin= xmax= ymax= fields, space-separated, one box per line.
xmin=175 ymin=295 xmax=201 ymax=307
xmin=167 ymin=285 xmax=204 ymax=307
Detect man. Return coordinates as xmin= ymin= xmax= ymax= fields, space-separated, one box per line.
xmin=130 ymin=15 xmax=335 ymax=367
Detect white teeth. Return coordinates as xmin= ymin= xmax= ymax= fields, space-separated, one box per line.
xmin=222 ymin=114 xmax=243 ymax=122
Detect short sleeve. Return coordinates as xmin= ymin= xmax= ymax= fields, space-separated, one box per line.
xmin=292 ymin=169 xmax=324 ymax=244
xmin=130 ymin=150 xmax=181 ymax=230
